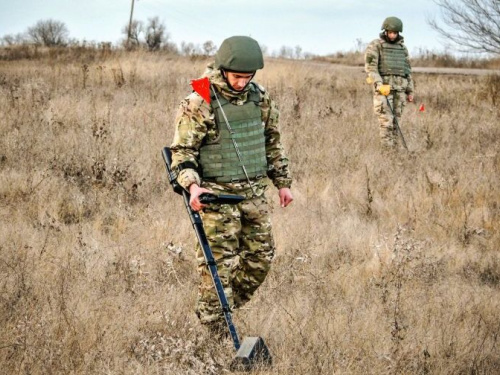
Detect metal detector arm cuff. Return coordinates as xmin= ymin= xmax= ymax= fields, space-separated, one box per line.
xmin=161 ymin=147 xmax=184 ymax=195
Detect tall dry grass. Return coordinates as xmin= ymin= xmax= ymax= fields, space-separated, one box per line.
xmin=1 ymin=51 xmax=499 ymax=374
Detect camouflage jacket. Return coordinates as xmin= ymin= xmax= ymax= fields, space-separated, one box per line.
xmin=170 ymin=64 xmax=292 ymax=193
xmin=365 ymin=33 xmax=414 ymax=95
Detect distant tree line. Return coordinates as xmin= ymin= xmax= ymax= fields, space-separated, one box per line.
xmin=0 ymin=18 xmax=316 ymax=60
xmin=0 ymin=18 xmax=219 ymax=57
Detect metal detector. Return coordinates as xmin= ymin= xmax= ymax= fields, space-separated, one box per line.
xmin=385 ymin=95 xmax=409 ymax=151
xmin=161 ymin=147 xmax=272 ymax=371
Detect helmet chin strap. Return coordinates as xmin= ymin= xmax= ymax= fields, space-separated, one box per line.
xmin=221 ymin=69 xmax=255 ymax=92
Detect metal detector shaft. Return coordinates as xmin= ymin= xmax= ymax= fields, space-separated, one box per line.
xmin=161 ymin=147 xmax=241 ymax=350
xmin=385 ymin=95 xmax=408 ymax=151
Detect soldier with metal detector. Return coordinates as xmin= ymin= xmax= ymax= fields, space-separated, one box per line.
xmin=169 ymin=36 xmax=293 ymax=344
xmin=365 ymin=16 xmax=415 ymax=150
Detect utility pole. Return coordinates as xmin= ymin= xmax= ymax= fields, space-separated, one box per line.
xmin=127 ymin=0 xmax=136 ymax=48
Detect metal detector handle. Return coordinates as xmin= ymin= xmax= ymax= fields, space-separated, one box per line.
xmin=199 ymin=193 xmax=245 ymax=205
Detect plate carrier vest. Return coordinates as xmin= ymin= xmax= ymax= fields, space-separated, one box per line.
xmin=199 ymin=83 xmax=268 ymax=183
xmin=378 ymin=41 xmax=411 ymax=77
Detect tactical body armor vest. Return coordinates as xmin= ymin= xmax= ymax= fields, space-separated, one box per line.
xmin=199 ymin=83 xmax=268 ymax=183
xmin=378 ymin=42 xmax=410 ymax=77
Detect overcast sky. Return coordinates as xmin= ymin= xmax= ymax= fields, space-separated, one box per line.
xmin=0 ymin=0 xmax=450 ymax=56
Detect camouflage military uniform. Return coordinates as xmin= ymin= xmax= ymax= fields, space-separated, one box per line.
xmin=365 ymin=33 xmax=414 ymax=148
xmin=170 ymin=65 xmax=291 ymax=326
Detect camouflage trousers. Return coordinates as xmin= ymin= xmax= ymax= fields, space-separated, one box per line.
xmin=195 ymin=181 xmax=275 ymax=325
xmin=373 ymin=90 xmax=407 ymax=148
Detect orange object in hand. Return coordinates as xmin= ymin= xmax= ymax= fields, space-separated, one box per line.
xmin=378 ymin=84 xmax=391 ymax=96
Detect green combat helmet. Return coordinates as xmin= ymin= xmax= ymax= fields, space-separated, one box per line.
xmin=381 ymin=16 xmax=403 ymax=32
xmin=215 ymin=36 xmax=264 ymax=73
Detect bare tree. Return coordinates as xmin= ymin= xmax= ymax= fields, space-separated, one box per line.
xmin=354 ymin=38 xmax=366 ymax=53
xmin=180 ymin=41 xmax=201 ymax=56
xmin=145 ymin=17 xmax=166 ymax=51
xmin=294 ymin=45 xmax=303 ymax=59
xmin=1 ymin=34 xmax=15 ymax=46
xmin=202 ymin=40 xmax=217 ymax=56
xmin=1 ymin=33 xmax=27 ymax=46
xmin=27 ymin=19 xmax=69 ymax=46
xmin=429 ymin=0 xmax=500 ymax=54
xmin=122 ymin=20 xmax=143 ymax=48
xmin=278 ymin=45 xmax=294 ymax=59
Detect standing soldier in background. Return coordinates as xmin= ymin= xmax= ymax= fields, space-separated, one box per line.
xmin=365 ymin=16 xmax=414 ymax=150
xmin=170 ymin=36 xmax=293 ymax=337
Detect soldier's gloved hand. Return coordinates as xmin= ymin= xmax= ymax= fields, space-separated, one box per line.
xmin=378 ymin=84 xmax=391 ymax=96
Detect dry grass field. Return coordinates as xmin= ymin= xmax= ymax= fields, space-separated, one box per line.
xmin=1 ymin=50 xmax=500 ymax=374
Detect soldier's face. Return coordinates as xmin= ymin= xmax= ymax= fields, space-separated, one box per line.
xmin=225 ymin=72 xmax=254 ymax=91
xmin=386 ymin=31 xmax=398 ymax=41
